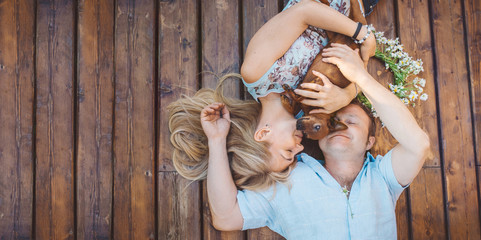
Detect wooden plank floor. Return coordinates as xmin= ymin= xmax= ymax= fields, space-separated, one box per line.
xmin=0 ymin=0 xmax=480 ymax=239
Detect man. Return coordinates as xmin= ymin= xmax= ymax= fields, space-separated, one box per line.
xmin=202 ymin=44 xmax=430 ymax=239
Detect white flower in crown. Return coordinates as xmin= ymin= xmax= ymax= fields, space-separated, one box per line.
xmin=408 ymin=91 xmax=418 ymax=101
xmin=389 ymin=83 xmax=395 ymax=91
xmin=401 ymin=98 xmax=410 ymax=105
xmin=418 ymin=78 xmax=426 ymax=87
xmin=420 ymin=93 xmax=428 ymax=101
xmin=416 ymin=86 xmax=423 ymax=93
xmin=392 ymin=84 xmax=401 ymax=93
xmin=374 ymin=31 xmax=384 ymax=38
xmin=413 ymin=77 xmax=419 ymax=84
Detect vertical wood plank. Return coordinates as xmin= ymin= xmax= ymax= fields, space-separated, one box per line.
xmin=158 ymin=172 xmax=201 ymax=239
xmin=464 ymin=0 xmax=481 ymax=168
xmin=409 ymin=168 xmax=446 ymax=239
xmin=113 ymin=0 xmax=156 ymax=239
xmin=395 ymin=192 xmax=410 ymax=240
xmin=241 ymin=1 xmax=284 ymax=238
xmin=201 ymin=0 xmax=241 ymax=97
xmin=431 ymin=0 xmax=480 ymax=239
xmin=158 ymin=0 xmax=199 ymax=172
xmin=35 ymin=0 xmax=75 ymax=239
xmin=396 ymin=0 xmax=446 ymax=239
xmin=77 ymin=0 xmax=114 ymax=238
xmin=158 ymin=0 xmax=201 ymax=239
xmin=464 ymin=1 xmax=481 ymax=233
xmin=0 ymin=0 xmax=35 ymax=238
xmin=201 ymin=1 xmax=244 ymax=239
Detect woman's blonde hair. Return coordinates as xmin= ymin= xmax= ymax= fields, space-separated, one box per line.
xmin=168 ymin=73 xmax=294 ymax=191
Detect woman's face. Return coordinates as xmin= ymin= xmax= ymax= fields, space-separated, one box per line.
xmin=265 ymin=117 xmax=305 ymax=172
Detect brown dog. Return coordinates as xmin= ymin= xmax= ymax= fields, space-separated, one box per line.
xmin=281 ymin=0 xmax=368 ymax=140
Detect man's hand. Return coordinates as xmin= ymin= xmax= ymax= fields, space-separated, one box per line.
xmin=201 ymin=103 xmax=231 ymax=140
xmin=294 ymin=71 xmax=355 ymax=114
xmin=321 ymin=43 xmax=369 ymax=83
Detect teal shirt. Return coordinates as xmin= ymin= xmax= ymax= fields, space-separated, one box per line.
xmin=237 ymin=150 xmax=407 ymax=239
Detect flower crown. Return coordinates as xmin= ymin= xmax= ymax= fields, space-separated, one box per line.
xmin=356 ymin=28 xmax=428 ymax=113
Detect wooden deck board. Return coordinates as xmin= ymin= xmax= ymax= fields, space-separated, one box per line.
xmin=35 ymin=0 xmax=76 ymax=239
xmin=113 ymin=0 xmax=156 ymax=239
xmin=0 ymin=0 xmax=479 ymax=239
xmin=77 ymin=0 xmax=115 ymax=238
xmin=431 ymin=0 xmax=480 ymax=238
xmin=0 ymin=0 xmax=35 ymax=238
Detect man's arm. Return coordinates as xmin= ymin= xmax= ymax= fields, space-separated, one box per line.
xmin=322 ymin=44 xmax=430 ymax=187
xmin=201 ymin=103 xmax=243 ymax=231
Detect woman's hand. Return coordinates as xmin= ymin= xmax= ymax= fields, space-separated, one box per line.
xmin=360 ymin=32 xmax=376 ymax=68
xmin=321 ymin=43 xmax=369 ymax=83
xmin=294 ymin=71 xmax=355 ymax=114
xmin=201 ymin=103 xmax=231 ymax=140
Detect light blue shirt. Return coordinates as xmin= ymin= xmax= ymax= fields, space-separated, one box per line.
xmin=237 ymin=150 xmax=407 ymax=239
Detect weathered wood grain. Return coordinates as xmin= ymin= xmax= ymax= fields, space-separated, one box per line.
xmin=431 ymin=0 xmax=480 ymax=239
xmin=409 ymin=168 xmax=446 ymax=239
xmin=158 ymin=0 xmax=201 ymax=238
xmin=0 ymin=0 xmax=35 ymax=238
xmin=201 ymin=0 xmax=244 ymax=239
xmin=35 ymin=0 xmax=75 ymax=239
xmin=77 ymin=0 xmax=114 ymax=238
xmin=464 ymin=2 xmax=481 ymax=235
xmin=395 ymin=191 xmax=410 ymax=240
xmin=201 ymin=0 xmax=241 ymax=98
xmin=158 ymin=0 xmax=199 ymax=171
xmin=396 ymin=0 xmax=446 ymax=239
xmin=241 ymin=1 xmax=284 ymax=238
xmin=113 ymin=0 xmax=156 ymax=239
xmin=158 ymin=172 xmax=201 ymax=239
xmin=464 ymin=0 xmax=481 ymax=167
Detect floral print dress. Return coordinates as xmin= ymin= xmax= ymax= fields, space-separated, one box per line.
xmin=243 ymin=0 xmax=351 ymax=101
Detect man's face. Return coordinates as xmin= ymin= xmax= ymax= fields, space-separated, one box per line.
xmin=319 ymin=104 xmax=374 ymax=155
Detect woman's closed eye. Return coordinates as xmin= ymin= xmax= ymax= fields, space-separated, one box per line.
xmin=345 ymin=119 xmax=357 ymax=125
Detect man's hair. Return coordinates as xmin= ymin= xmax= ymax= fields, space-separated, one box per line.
xmin=349 ymin=99 xmax=376 ymax=137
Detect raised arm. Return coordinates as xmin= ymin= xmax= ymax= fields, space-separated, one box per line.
xmin=321 ymin=44 xmax=430 ymax=187
xmin=241 ymin=0 xmax=375 ymax=83
xmin=200 ymin=103 xmax=243 ymax=231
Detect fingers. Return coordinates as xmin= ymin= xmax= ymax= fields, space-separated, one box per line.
xmin=298 ymin=82 xmax=321 ymax=91
xmin=321 ymin=56 xmax=341 ymax=66
xmin=201 ymin=102 xmax=226 ymax=120
xmin=294 ymin=88 xmax=320 ymax=99
xmin=220 ymin=103 xmax=230 ymax=120
xmin=300 ymin=99 xmax=325 ymax=107
xmin=330 ymin=43 xmax=353 ymax=50
xmin=322 ymin=48 xmax=349 ymax=59
xmin=311 ymin=71 xmax=333 ymax=87
xmin=309 ymin=108 xmax=330 ymax=114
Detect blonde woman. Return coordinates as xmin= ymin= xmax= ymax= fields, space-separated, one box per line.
xmin=169 ymin=0 xmax=376 ymax=190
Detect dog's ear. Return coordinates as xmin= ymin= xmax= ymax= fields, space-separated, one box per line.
xmin=254 ymin=126 xmax=271 ymax=142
